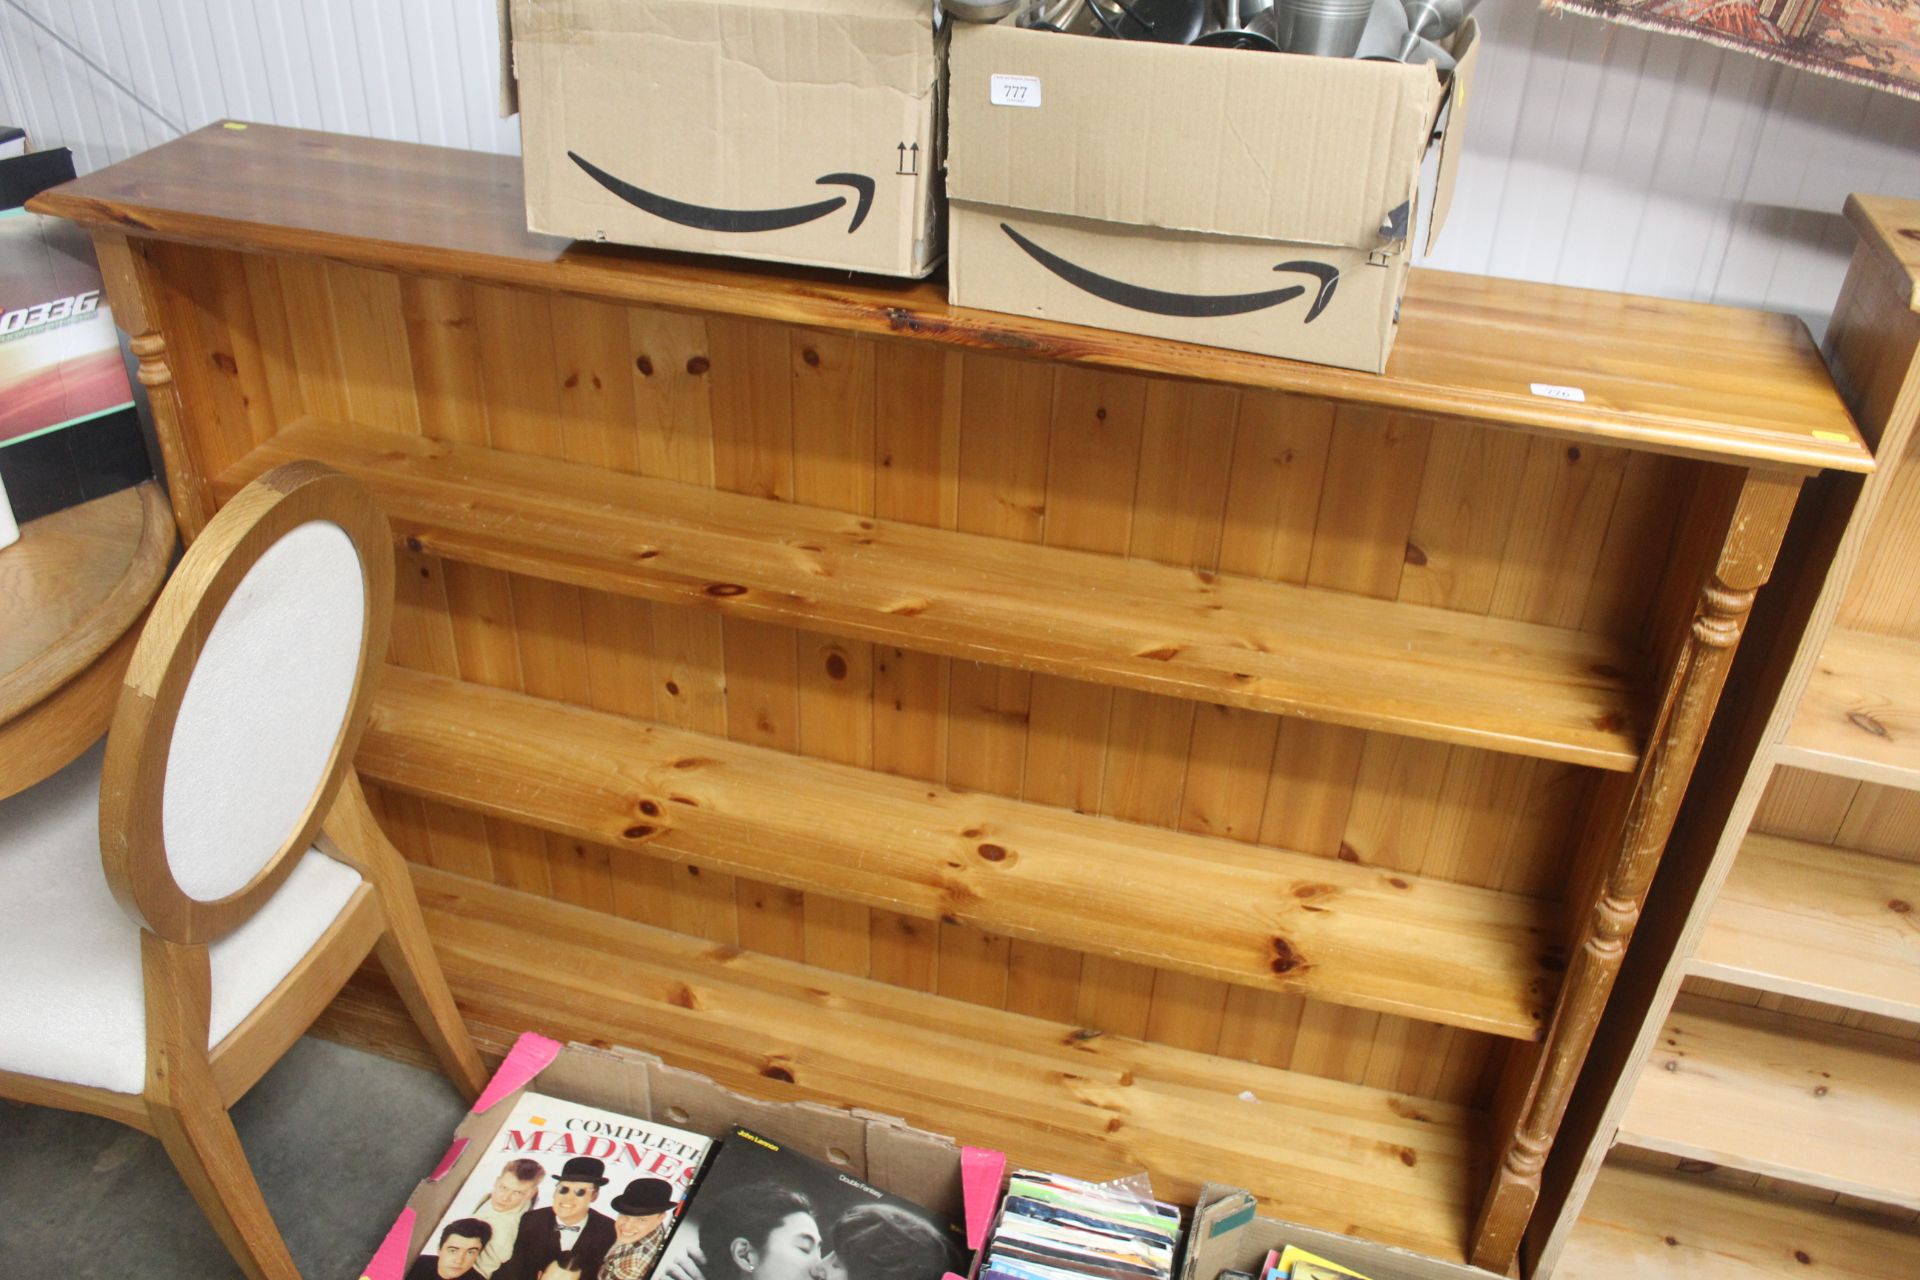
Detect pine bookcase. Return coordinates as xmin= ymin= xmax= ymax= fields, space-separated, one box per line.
xmin=30 ymin=123 xmax=1871 ymax=1273
xmin=1531 ymin=197 xmax=1920 ymax=1276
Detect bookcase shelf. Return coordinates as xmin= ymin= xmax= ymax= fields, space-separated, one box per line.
xmin=1689 ymin=833 xmax=1920 ymax=1024
xmin=318 ymin=863 xmax=1485 ymax=1263
xmin=1556 ymin=1161 xmax=1920 ymax=1278
xmin=1617 ymin=997 xmax=1920 ymax=1212
xmin=1779 ymin=628 xmax=1920 ymax=790
xmin=360 ymin=667 xmax=1558 ymax=1040
xmin=216 ymin=420 xmax=1647 ymax=771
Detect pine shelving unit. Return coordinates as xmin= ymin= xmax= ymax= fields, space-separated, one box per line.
xmin=1532 ymin=196 xmax=1920 ymax=1274
xmin=31 ymin=124 xmax=1871 ymax=1272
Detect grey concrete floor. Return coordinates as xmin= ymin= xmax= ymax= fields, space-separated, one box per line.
xmin=0 ymin=1036 xmax=471 ymax=1279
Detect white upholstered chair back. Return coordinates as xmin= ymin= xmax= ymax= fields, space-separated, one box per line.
xmin=99 ymin=462 xmax=393 ymax=945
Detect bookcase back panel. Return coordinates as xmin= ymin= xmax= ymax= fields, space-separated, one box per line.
xmin=1756 ymin=767 xmax=1920 ymax=867
xmin=148 ymin=240 xmax=1684 ymax=1099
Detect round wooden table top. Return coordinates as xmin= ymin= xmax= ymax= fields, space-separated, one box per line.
xmin=0 ymin=481 xmax=176 ymax=797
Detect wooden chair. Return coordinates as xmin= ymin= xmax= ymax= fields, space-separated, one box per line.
xmin=0 ymin=461 xmax=489 ymax=1280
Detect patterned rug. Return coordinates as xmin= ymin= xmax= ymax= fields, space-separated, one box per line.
xmin=1544 ymin=0 xmax=1920 ymax=99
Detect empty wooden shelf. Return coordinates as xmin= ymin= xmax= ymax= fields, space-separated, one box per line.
xmin=317 ymin=864 xmax=1483 ymax=1260
xmin=33 ymin=122 xmax=1870 ymax=1272
xmin=1690 ymin=833 xmax=1920 ymax=1023
xmin=216 ymin=420 xmax=1647 ymax=769
xmin=1780 ymin=629 xmax=1920 ymax=788
xmin=358 ymin=666 xmax=1559 ymax=1038
xmin=1619 ymin=997 xmax=1920 ymax=1211
xmin=1556 ymin=1161 xmax=1920 ymax=1278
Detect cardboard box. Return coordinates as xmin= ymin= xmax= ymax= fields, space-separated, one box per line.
xmin=1183 ymin=1185 xmax=1498 ymax=1280
xmin=362 ymin=1036 xmax=1008 ymax=1280
xmin=946 ymin=26 xmax=1478 ymax=372
xmin=503 ymin=0 xmax=946 ymax=278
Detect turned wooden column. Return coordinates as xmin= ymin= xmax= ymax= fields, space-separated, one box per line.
xmin=1469 ymin=467 xmax=1804 ymax=1270
xmin=90 ymin=230 xmax=214 ymax=541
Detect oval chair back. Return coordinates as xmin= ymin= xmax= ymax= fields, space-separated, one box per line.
xmin=99 ymin=461 xmax=393 ymax=945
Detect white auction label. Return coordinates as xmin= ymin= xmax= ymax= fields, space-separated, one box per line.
xmin=1530 ymin=382 xmax=1587 ymax=403
xmin=990 ymin=74 xmax=1043 ymax=108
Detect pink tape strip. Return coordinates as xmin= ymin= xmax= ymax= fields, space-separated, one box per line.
xmin=472 ymin=1031 xmax=563 ymax=1115
xmin=960 ymin=1145 xmax=1007 ymax=1251
xmin=430 ymin=1135 xmax=471 ymax=1184
xmin=360 ymin=1206 xmax=416 ymax=1280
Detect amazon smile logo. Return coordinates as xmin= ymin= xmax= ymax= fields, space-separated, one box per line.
xmin=570 ymin=152 xmax=875 ymax=235
xmin=1001 ymin=224 xmax=1339 ymax=323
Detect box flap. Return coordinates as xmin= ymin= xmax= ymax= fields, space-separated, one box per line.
xmin=949 ymin=23 xmax=1444 ymax=249
xmin=512 ymin=0 xmax=937 ymax=120
xmin=1425 ymin=17 xmax=1478 ymax=254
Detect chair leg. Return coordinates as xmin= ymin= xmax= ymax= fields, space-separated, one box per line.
xmin=142 ymin=931 xmax=300 ymax=1280
xmin=376 ymin=909 xmax=489 ymax=1100
xmin=149 ymin=1091 xmax=301 ymax=1280
xmin=323 ymin=771 xmax=489 ymax=1100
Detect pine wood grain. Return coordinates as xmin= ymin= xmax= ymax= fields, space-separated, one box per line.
xmin=1690 ymin=833 xmax=1920 ymax=1024
xmin=0 ymin=482 xmax=174 ymax=728
xmin=1781 ymin=629 xmax=1920 ymax=788
xmin=327 ymin=863 xmax=1487 ymax=1263
xmin=1558 ymin=1161 xmax=1920 ymax=1278
xmin=1620 ymin=996 xmax=1920 ymax=1210
xmin=358 ymin=666 xmax=1558 ymax=1039
xmin=215 ymin=420 xmax=1646 ymax=769
xmin=104 ymin=226 xmax=1743 ymax=1109
xmin=35 ymin=123 xmax=1868 ymax=474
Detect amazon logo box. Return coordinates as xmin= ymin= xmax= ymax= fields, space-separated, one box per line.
xmin=502 ymin=0 xmax=944 ymax=278
xmin=945 ymin=21 xmax=1478 ymax=373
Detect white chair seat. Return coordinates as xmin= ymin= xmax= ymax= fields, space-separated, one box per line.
xmin=0 ymin=743 xmax=363 ymax=1096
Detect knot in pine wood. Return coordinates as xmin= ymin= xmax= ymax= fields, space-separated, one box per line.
xmin=1848 ymin=710 xmax=1890 ymax=738
xmin=1268 ymin=936 xmax=1308 ymax=976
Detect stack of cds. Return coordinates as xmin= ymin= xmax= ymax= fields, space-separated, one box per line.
xmin=979 ymin=1170 xmax=1182 ymax=1280
xmin=1252 ymin=1243 xmax=1372 ymax=1280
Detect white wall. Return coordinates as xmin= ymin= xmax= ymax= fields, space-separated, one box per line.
xmin=3 ymin=0 xmax=1917 ymax=332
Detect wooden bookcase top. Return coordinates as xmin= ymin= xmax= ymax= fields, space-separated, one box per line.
xmin=32 ymin=121 xmax=1871 ymax=475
